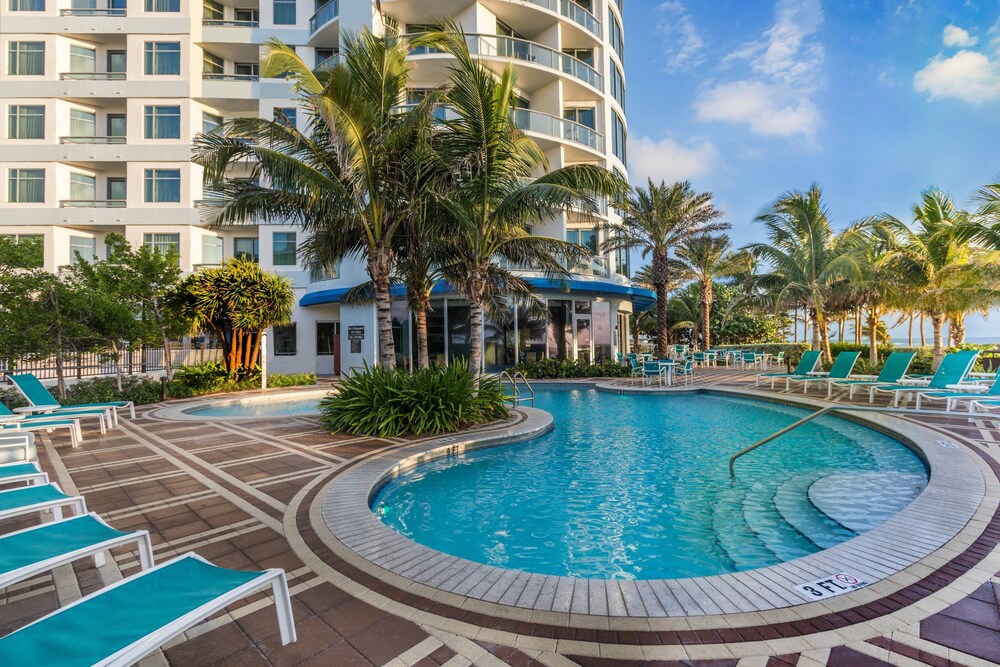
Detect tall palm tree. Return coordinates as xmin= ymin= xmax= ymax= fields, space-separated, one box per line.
xmin=975 ymin=177 xmax=1000 ymax=249
xmin=744 ymin=184 xmax=865 ymax=363
xmin=674 ymin=234 xmax=750 ymax=350
xmin=605 ymin=180 xmax=728 ymax=358
xmin=428 ymin=25 xmax=625 ymax=375
xmin=193 ymin=31 xmax=435 ymax=369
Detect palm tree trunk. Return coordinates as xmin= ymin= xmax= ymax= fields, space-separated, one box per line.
xmin=468 ymin=292 xmax=484 ymax=377
xmin=414 ymin=303 xmax=429 ymax=370
xmin=809 ymin=307 xmax=820 ymax=352
xmin=855 ymin=308 xmax=863 ymax=345
xmin=868 ymin=307 xmax=878 ymax=365
xmin=919 ymin=312 xmax=926 ymax=347
xmin=653 ymin=249 xmax=670 ymax=358
xmin=369 ymin=248 xmax=396 ymax=369
xmin=792 ymin=307 xmax=798 ymax=343
xmin=837 ymin=318 xmax=844 ymax=343
xmin=816 ymin=311 xmax=833 ymax=363
xmin=700 ymin=281 xmax=712 ymax=351
xmin=950 ymin=316 xmax=966 ymax=345
xmin=931 ymin=313 xmax=946 ymax=370
xmin=907 ymin=313 xmax=913 ymax=347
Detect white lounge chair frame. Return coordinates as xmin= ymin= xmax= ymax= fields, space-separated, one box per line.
xmin=0 ymin=461 xmax=48 ymax=487
xmin=0 ymin=482 xmax=87 ymax=523
xmin=4 ymin=417 xmax=82 ymax=448
xmin=0 ymin=512 xmax=153 ymax=589
xmin=0 ymin=432 xmax=36 ymax=463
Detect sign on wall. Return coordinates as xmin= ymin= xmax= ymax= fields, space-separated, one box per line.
xmin=348 ymin=325 xmax=364 ymax=354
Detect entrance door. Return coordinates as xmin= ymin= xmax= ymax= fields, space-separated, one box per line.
xmin=316 ymin=322 xmax=340 ymax=375
xmin=575 ymin=317 xmax=592 ymax=363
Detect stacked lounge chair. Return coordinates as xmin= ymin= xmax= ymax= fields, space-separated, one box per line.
xmin=8 ymin=372 xmax=135 ymax=426
xmin=755 ymin=350 xmax=822 ymax=388
xmin=828 ymin=351 xmax=916 ymax=400
xmin=869 ymin=350 xmax=980 ymax=407
xmin=1 ymin=403 xmax=85 ymax=448
xmin=783 ymin=351 xmax=861 ymax=394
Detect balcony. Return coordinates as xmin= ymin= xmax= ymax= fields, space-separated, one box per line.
xmin=59 ymin=7 xmax=126 ymax=15
xmin=308 ymin=0 xmax=339 ymax=36
xmin=202 ymin=19 xmax=258 ymax=27
xmin=59 ymin=72 xmax=126 ymax=80
xmin=502 ymin=0 xmax=601 ymax=38
xmin=59 ymin=136 xmax=127 ymax=144
xmin=202 ymin=73 xmax=259 ymax=82
xmin=59 ymin=200 xmax=127 ymax=208
xmin=511 ymin=108 xmax=604 ymax=152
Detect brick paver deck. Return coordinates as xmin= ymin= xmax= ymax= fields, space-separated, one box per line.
xmin=2 ymin=367 xmax=999 ymax=666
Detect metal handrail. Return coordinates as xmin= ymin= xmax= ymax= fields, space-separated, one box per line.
xmin=498 ymin=371 xmax=535 ymax=407
xmin=728 ymin=403 xmax=966 ymax=477
xmin=513 ymin=371 xmax=534 ymax=407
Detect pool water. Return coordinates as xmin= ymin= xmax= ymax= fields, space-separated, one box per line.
xmin=372 ymin=388 xmax=927 ymax=580
xmin=185 ymin=397 xmax=321 ymax=418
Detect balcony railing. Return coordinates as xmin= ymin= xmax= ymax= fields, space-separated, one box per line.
xmin=59 ymin=200 xmax=127 ymax=208
xmin=501 ymin=255 xmax=612 ymax=279
xmin=59 ymin=72 xmax=126 ymax=80
xmin=511 ymin=108 xmax=604 ymax=151
xmin=316 ymin=53 xmax=343 ymax=70
xmin=202 ymin=19 xmax=258 ymax=27
xmin=411 ymin=34 xmax=602 ymax=90
xmin=506 ymin=0 xmax=601 ymax=38
xmin=59 ymin=136 xmax=127 ymax=144
xmin=202 ymin=73 xmax=259 ymax=81
xmin=59 ymin=7 xmax=126 ymax=15
xmin=308 ymin=0 xmax=338 ymax=34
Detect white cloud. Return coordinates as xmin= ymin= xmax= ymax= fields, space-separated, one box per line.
xmin=913 ymin=50 xmax=1000 ymax=103
xmin=942 ymin=24 xmax=978 ymax=48
xmin=695 ymin=0 xmax=824 ymax=141
xmin=627 ymin=136 xmax=719 ymax=184
xmin=657 ymin=1 xmax=705 ymax=72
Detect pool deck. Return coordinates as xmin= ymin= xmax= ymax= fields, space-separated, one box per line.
xmin=3 ymin=367 xmax=1000 ymax=666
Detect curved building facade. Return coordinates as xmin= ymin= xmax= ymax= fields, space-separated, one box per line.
xmin=0 ymin=0 xmax=648 ymax=374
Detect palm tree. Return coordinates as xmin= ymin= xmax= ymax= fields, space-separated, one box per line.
xmin=975 ymin=177 xmax=1000 ymax=249
xmin=674 ymin=234 xmax=750 ymax=350
xmin=428 ymin=25 xmax=625 ymax=375
xmin=605 ymin=180 xmax=728 ymax=358
xmin=744 ymin=185 xmax=865 ymax=363
xmin=193 ymin=30 xmax=436 ymax=369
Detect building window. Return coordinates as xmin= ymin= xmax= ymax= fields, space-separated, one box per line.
xmin=8 ymin=168 xmax=44 ymax=202
xmin=107 ymin=50 xmax=126 ymax=73
xmin=566 ymin=228 xmax=598 ymax=253
xmin=143 ymin=233 xmax=180 ymax=257
xmin=144 ymin=42 xmax=181 ymax=75
xmin=201 ymin=235 xmax=223 ymax=265
xmin=309 ymin=261 xmax=338 ymax=282
xmin=0 ymin=234 xmax=44 ymax=267
xmin=202 ymin=51 xmax=224 ymax=75
xmin=315 ymin=48 xmax=337 ymax=67
xmin=610 ymin=60 xmax=625 ymax=108
xmin=563 ymin=107 xmax=596 ymax=129
xmin=144 ymin=105 xmax=180 ymax=139
xmin=70 ymin=172 xmax=96 ymax=200
xmin=273 ymin=107 xmax=296 ymax=127
xmin=612 ymin=111 xmax=626 ymax=165
xmin=143 ymin=169 xmax=181 ymax=202
xmin=8 ymin=105 xmax=44 ymax=139
xmin=562 ymin=48 xmax=594 ymax=66
xmin=273 ymin=323 xmax=297 ymax=355
xmin=234 ymin=237 xmax=259 ymax=261
xmin=69 ymin=235 xmax=97 ymax=262
xmin=70 ymin=108 xmax=96 ymax=137
xmin=202 ymin=112 xmax=223 ymax=133
xmin=273 ymin=0 xmax=295 ymax=25
xmin=316 ymin=322 xmax=339 ymax=355
xmin=145 ymin=0 xmax=179 ymax=11
xmin=609 ymin=10 xmax=624 ymax=59
xmin=107 ymin=114 xmax=126 ymax=137
xmin=235 ymin=62 xmax=259 ymax=77
xmin=69 ymin=45 xmax=96 ymax=73
xmin=235 ymin=7 xmax=258 ymax=22
xmin=272 ymin=231 xmax=296 ymax=265
xmin=108 ymin=177 xmax=126 ymax=201
xmin=203 ymin=0 xmax=223 ymax=19
xmin=8 ymin=42 xmax=45 ymax=75
xmin=9 ymin=0 xmax=45 ymax=10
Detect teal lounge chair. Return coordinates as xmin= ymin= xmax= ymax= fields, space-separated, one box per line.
xmin=0 ymin=400 xmax=106 ymax=436
xmin=784 ymin=351 xmax=861 ymax=394
xmin=8 ymin=372 xmax=135 ymax=425
xmin=0 ymin=461 xmax=48 ymax=487
xmin=870 ymin=350 xmax=980 ymax=407
xmin=0 ymin=483 xmax=87 ymax=524
xmin=0 ymin=553 xmax=296 ymax=666
xmin=828 ymin=351 xmax=916 ymax=400
xmin=756 ymin=350 xmax=822 ymax=388
xmin=1 ymin=411 xmax=82 ymax=449
xmin=915 ymin=374 xmax=1000 ymax=411
xmin=0 ymin=512 xmax=152 ymax=589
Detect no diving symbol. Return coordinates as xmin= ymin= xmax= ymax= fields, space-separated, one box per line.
xmin=835 ymin=574 xmax=859 ymax=586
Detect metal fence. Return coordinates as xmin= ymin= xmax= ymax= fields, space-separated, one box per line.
xmin=1 ymin=347 xmax=223 ymax=381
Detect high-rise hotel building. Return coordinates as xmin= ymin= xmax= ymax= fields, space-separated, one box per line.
xmin=0 ymin=0 xmax=650 ymax=374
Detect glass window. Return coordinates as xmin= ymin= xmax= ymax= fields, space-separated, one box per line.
xmin=310 ymin=261 xmax=339 ymax=281
xmin=143 ymin=169 xmax=180 ymax=202
xmin=145 ymin=0 xmax=179 ymax=10
xmin=9 ymin=0 xmax=45 ymax=10
xmin=142 ymin=233 xmax=180 ymax=256
xmin=69 ymin=45 xmax=96 ymax=73
xmin=564 ymin=107 xmax=595 ymax=129
xmin=8 ymin=42 xmax=45 ymax=75
xmin=317 ymin=322 xmax=338 ymax=355
xmin=315 ymin=48 xmax=336 ymax=68
xmin=484 ymin=310 xmax=515 ymax=372
xmin=202 ymin=112 xmax=223 ymax=133
xmin=108 ymin=177 xmax=126 ymax=201
xmin=562 ymin=48 xmax=593 ymax=66
xmin=69 ymin=235 xmax=97 ymax=262
xmin=593 ymin=301 xmax=612 ymax=362
xmin=273 ymin=323 xmax=296 ymax=355
xmin=202 ymin=51 xmax=224 ymax=75
xmin=107 ymin=114 xmax=126 ymax=137
xmin=273 ymin=107 xmax=296 ymax=127
xmin=610 ymin=60 xmax=625 ymax=108
xmin=447 ymin=302 xmax=470 ymax=365
xmin=273 ymin=0 xmax=294 ymax=25
xmin=143 ymin=105 xmax=180 ymax=139
xmin=107 ymin=50 xmax=126 ymax=73
xmin=203 ymin=0 xmax=223 ymax=19
xmin=235 ymin=62 xmax=259 ymax=76
xmin=567 ymin=228 xmax=598 ymax=253
xmin=609 ymin=10 xmax=624 ymax=59
xmin=612 ymin=111 xmax=627 ymax=165
xmin=235 ymin=7 xmax=258 ymax=22
xmin=8 ymin=105 xmax=44 ymax=139
xmin=547 ymin=300 xmax=573 ymax=360
xmin=143 ymin=42 xmax=181 ymax=75
xmin=233 ymin=237 xmax=258 ymax=261
xmin=8 ymin=168 xmax=44 ymax=202
xmin=201 ymin=235 xmax=223 ymax=265
xmin=272 ymin=231 xmax=296 ymax=265
xmin=70 ymin=108 xmax=96 ymax=137
xmin=517 ymin=304 xmax=546 ymax=363
xmin=70 ymin=172 xmax=96 ymax=200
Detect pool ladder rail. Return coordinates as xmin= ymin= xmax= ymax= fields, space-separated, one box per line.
xmin=499 ymin=371 xmax=535 ymax=408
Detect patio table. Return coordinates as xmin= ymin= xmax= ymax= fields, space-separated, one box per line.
xmin=658 ymin=360 xmax=677 ymax=386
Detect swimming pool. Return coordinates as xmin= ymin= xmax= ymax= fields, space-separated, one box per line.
xmin=371 ymin=388 xmax=928 ymax=580
xmin=183 ymin=396 xmax=322 ymax=418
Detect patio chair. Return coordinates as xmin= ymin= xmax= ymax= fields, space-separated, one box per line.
xmin=0 ymin=432 xmax=37 ymax=465
xmin=1 ymin=411 xmax=82 ymax=449
xmin=642 ymin=360 xmax=666 ymax=386
xmin=0 ymin=483 xmax=87 ymax=524
xmin=828 ymin=351 xmax=916 ymax=400
xmin=7 ymin=372 xmax=135 ymax=425
xmin=0 ymin=553 xmax=297 ymax=665
xmin=772 ymin=351 xmax=785 ymax=368
xmin=741 ymin=351 xmax=761 ymax=370
xmin=755 ymin=350 xmax=822 ymax=388
xmin=0 ymin=400 xmax=109 ymax=436
xmin=0 ymin=512 xmax=153 ymax=589
xmin=628 ymin=357 xmax=641 ymax=379
xmin=674 ymin=360 xmax=694 ymax=385
xmin=692 ymin=352 xmax=707 ymax=367
xmin=784 ymin=351 xmax=861 ymax=394
xmin=915 ymin=373 xmax=1000 ymax=411
xmin=870 ymin=350 xmax=980 ymax=407
xmin=0 ymin=461 xmax=48 ymax=487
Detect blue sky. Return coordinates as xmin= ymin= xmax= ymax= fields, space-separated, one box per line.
xmin=621 ymin=0 xmax=999 ymax=338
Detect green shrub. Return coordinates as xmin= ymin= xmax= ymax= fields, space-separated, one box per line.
xmin=173 ymin=361 xmax=230 ymax=393
xmin=319 ymin=361 xmax=509 ymax=437
xmin=170 ymin=361 xmax=315 ymax=397
xmin=510 ymin=358 xmax=630 ymax=379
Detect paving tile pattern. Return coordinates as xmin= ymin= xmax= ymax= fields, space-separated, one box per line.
xmin=0 ymin=373 xmax=997 ymax=666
